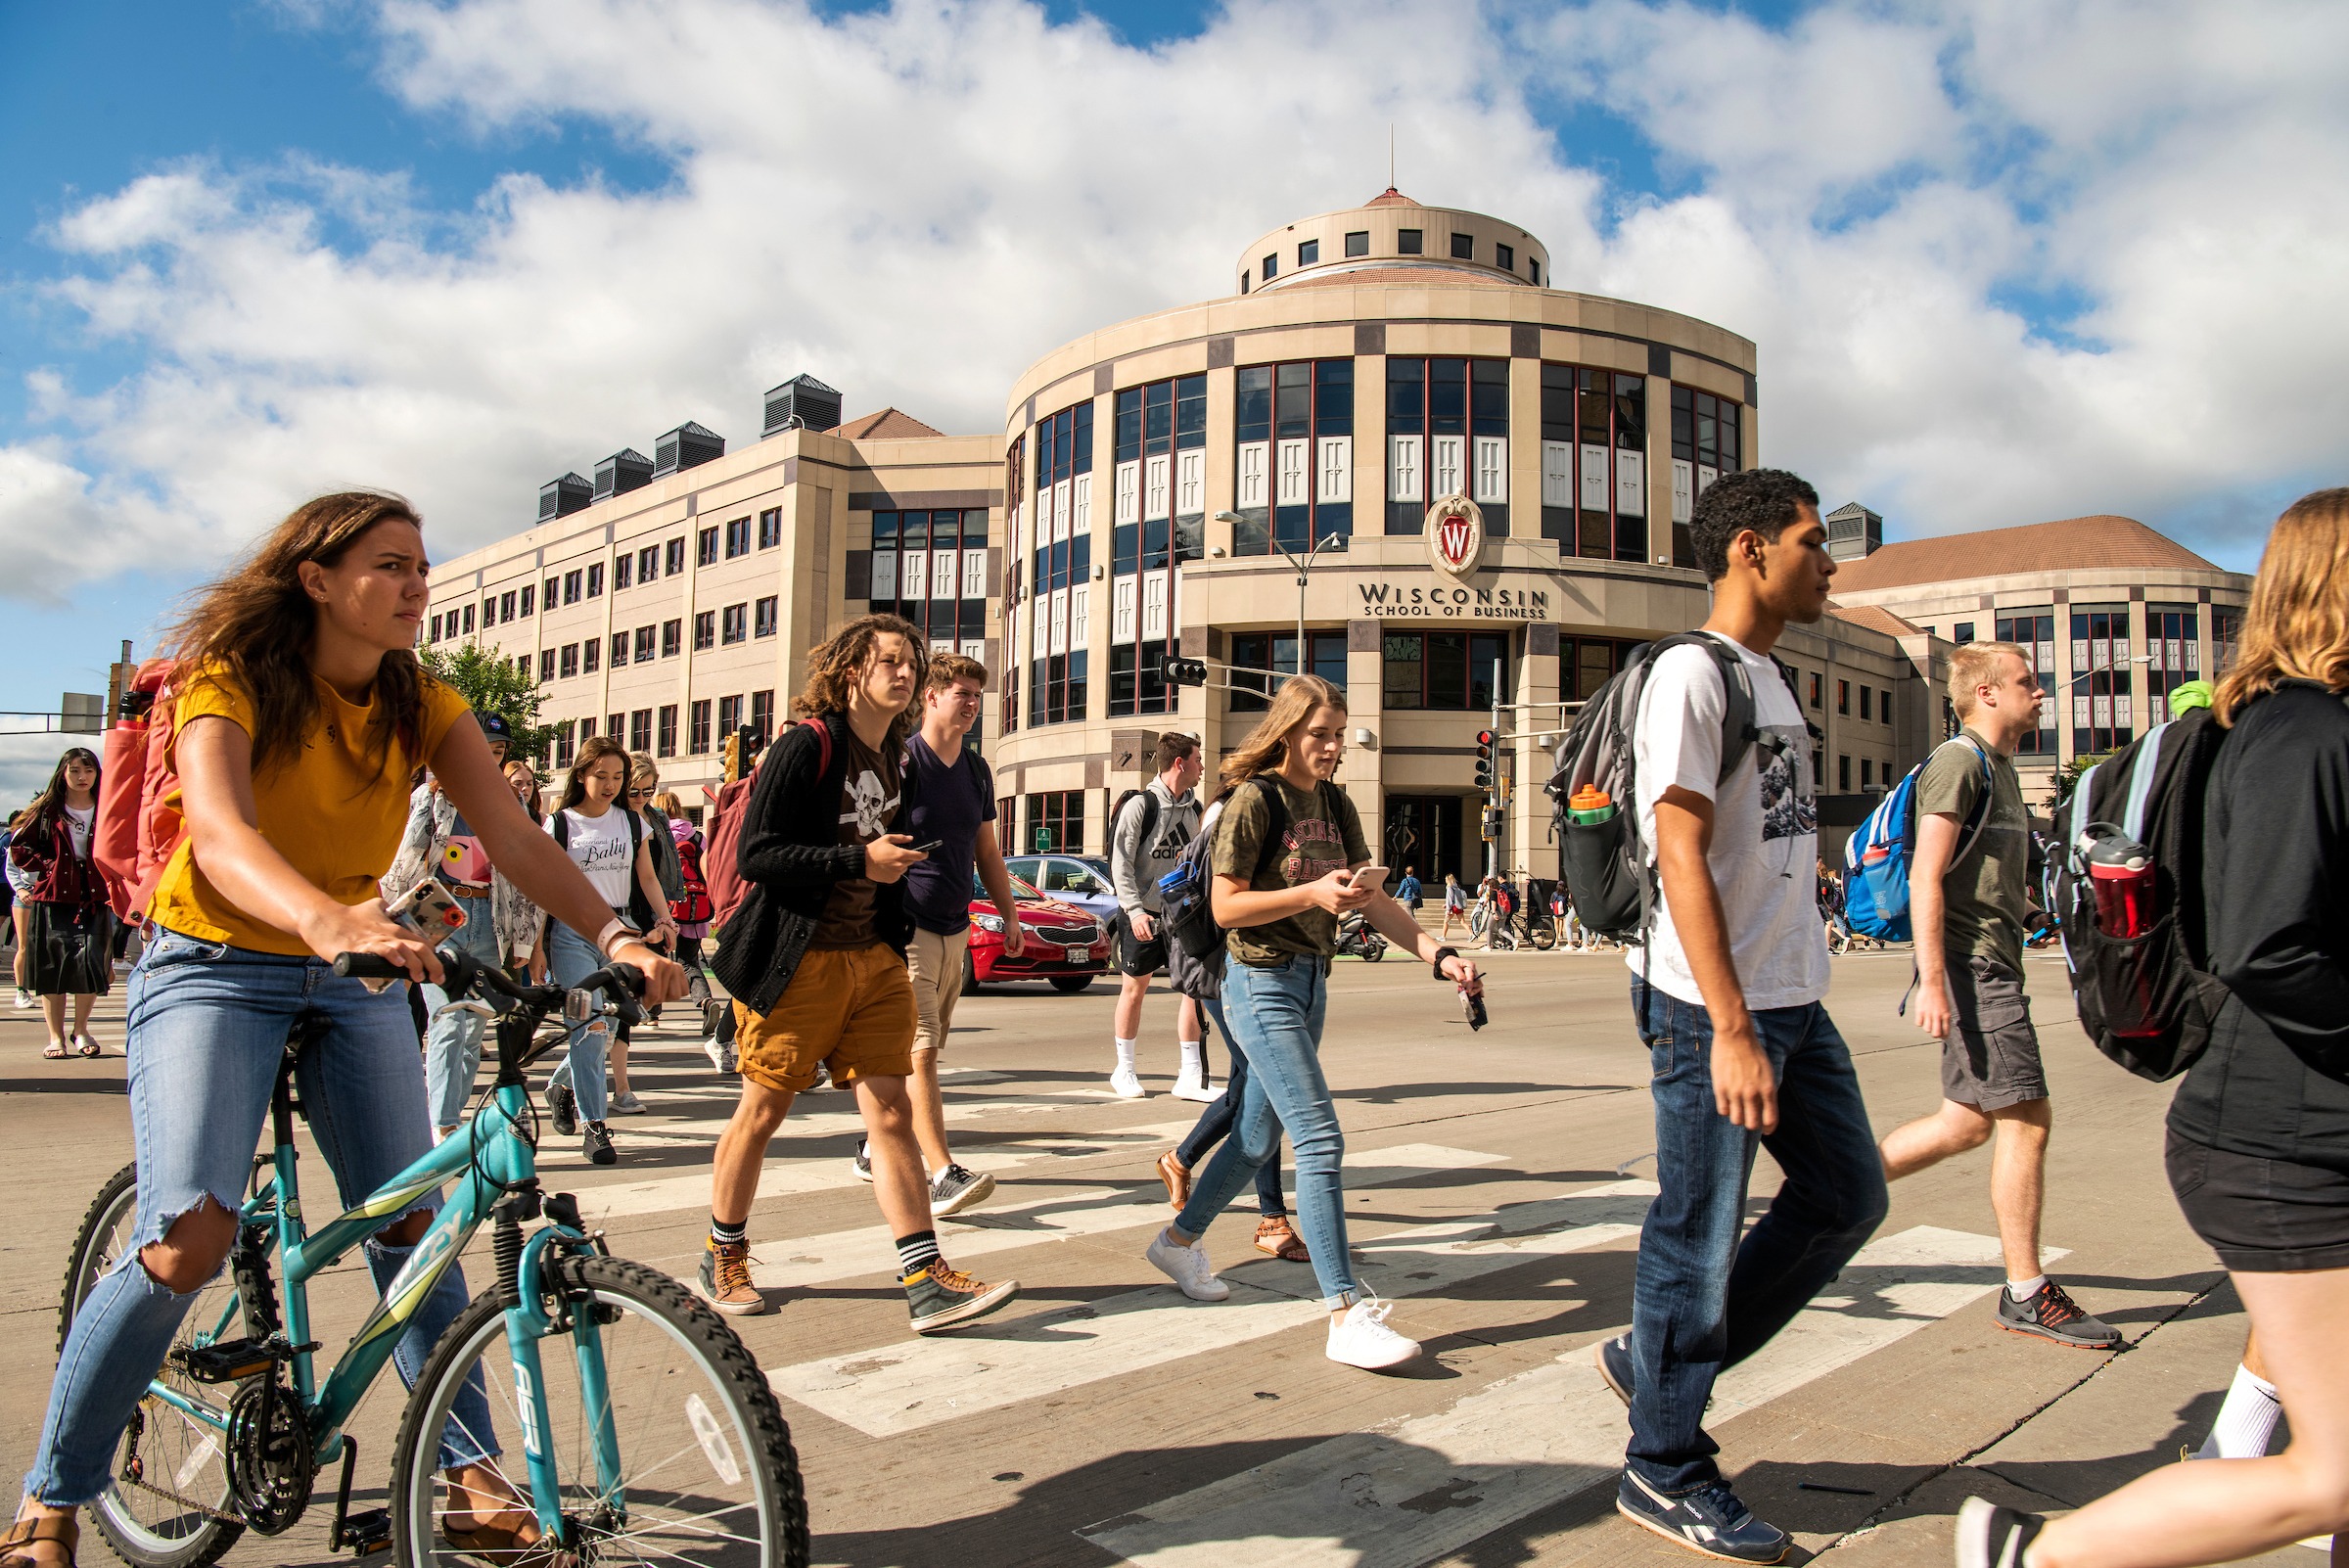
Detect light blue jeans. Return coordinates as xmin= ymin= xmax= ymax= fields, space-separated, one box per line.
xmin=543 ymin=917 xmax=615 ymax=1124
xmin=1173 ymin=954 xmax=1356 ymax=1309
xmin=23 ymin=930 xmax=492 ymax=1505
xmin=419 ymin=892 xmax=501 ymax=1132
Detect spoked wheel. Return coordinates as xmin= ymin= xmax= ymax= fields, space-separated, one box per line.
xmin=1532 ymin=925 xmax=1557 ymax=951
xmin=62 ymin=1162 xmax=247 ymax=1568
xmin=391 ymin=1255 xmax=808 ymax=1568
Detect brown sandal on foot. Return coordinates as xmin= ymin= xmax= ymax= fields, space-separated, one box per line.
xmin=1 ymin=1511 xmax=78 ymax=1568
xmin=1156 ymin=1149 xmax=1191 ymax=1211
xmin=1254 ymin=1216 xmax=1312 ymax=1262
xmin=443 ymin=1504 xmax=575 ymax=1567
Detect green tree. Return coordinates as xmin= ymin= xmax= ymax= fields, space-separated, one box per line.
xmin=2045 ymin=752 xmax=2106 ymax=814
xmin=420 ymin=643 xmax=555 ymax=764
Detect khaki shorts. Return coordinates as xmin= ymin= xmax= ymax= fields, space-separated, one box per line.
xmin=1940 ymin=954 xmax=2049 ymax=1112
xmin=735 ymin=944 xmax=916 ymax=1093
xmin=904 ymin=926 xmax=969 ymax=1055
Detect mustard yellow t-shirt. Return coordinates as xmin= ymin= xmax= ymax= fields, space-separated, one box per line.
xmin=147 ymin=665 xmax=473 ymax=955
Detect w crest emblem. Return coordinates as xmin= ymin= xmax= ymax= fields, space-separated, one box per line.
xmin=1425 ymin=495 xmax=1485 ymax=578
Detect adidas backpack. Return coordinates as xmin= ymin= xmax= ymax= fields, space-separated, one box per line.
xmin=1840 ymin=735 xmax=1996 ymax=943
xmin=1545 ymin=632 xmax=1801 ymax=940
xmin=2047 ymin=708 xmax=2230 ymax=1081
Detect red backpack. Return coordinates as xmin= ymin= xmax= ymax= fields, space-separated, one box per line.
xmin=701 ymin=719 xmax=830 ymax=933
xmin=94 ymin=659 xmax=185 ymax=923
xmin=669 ymin=834 xmax=714 ymax=925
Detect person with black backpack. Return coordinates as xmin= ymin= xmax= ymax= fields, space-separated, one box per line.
xmin=1958 ymin=489 xmax=2349 ymax=1568
xmin=1581 ymin=470 xmax=1887 ymax=1564
xmin=1877 ymin=641 xmax=2120 ymax=1352
xmin=1107 ymin=734 xmax=1209 ymax=1099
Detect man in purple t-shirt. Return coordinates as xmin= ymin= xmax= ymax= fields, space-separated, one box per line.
xmin=875 ymin=653 xmax=1027 ymax=1217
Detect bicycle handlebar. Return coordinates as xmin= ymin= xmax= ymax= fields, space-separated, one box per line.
xmin=333 ymin=946 xmax=647 ymax=1027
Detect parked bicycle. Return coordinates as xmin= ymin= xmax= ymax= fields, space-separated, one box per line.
xmin=58 ymin=945 xmax=808 ymax=1568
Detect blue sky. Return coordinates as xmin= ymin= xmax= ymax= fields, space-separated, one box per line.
xmin=2 ymin=0 xmax=2344 ymax=787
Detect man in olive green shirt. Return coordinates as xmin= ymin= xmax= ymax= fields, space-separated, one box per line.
xmin=1877 ymin=642 xmax=2117 ymax=1349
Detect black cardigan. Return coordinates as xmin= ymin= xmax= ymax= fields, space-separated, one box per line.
xmin=2170 ymin=681 xmax=2349 ymax=1167
xmin=707 ymin=713 xmax=914 ymax=1016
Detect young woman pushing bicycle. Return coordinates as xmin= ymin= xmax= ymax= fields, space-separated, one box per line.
xmin=5 ymin=492 xmax=684 ymax=1568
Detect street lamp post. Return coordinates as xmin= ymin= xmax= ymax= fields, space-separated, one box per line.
xmin=1214 ymin=511 xmax=1341 ymax=682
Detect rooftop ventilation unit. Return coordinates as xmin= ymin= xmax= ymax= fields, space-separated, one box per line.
xmin=764 ymin=374 xmax=842 ymax=437
xmin=652 ymin=422 xmax=725 ymax=477
xmin=593 ymin=447 xmax=654 ymax=501
xmin=1824 ymin=501 xmax=1883 ymax=562
xmin=538 ymin=472 xmax=593 ymax=521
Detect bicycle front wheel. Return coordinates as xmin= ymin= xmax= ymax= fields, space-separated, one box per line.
xmin=390 ymin=1255 xmax=808 ymax=1567
xmin=61 ymin=1162 xmax=246 ymax=1568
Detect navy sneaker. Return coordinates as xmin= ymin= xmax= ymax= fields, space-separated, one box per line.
xmin=1617 ymin=1470 xmax=1789 ymax=1564
xmin=1594 ymin=1333 xmax=1635 ymax=1407
xmin=1954 ymin=1496 xmax=2045 ymax=1568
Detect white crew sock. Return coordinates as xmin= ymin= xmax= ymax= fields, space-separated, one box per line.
xmin=1114 ymin=1038 xmax=1138 ymax=1073
xmin=2195 ymin=1363 xmax=2282 ymax=1459
xmin=1178 ymin=1039 xmax=1206 ymax=1080
xmin=2006 ymin=1274 xmax=2047 ymax=1302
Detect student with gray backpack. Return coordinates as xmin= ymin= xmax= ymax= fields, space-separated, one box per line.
xmin=1555 ymin=470 xmax=1886 ymax=1564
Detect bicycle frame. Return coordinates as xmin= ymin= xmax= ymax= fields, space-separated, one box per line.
xmin=145 ymin=993 xmax=622 ymax=1540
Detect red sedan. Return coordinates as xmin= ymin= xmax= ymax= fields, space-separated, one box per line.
xmin=965 ymin=872 xmax=1111 ymax=994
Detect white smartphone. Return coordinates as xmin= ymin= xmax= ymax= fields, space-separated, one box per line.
xmin=1349 ymin=864 xmax=1391 ymax=893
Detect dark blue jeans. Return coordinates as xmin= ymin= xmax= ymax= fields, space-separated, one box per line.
xmin=1174 ymin=997 xmax=1286 ymax=1218
xmin=1625 ymin=980 xmax=1888 ymax=1494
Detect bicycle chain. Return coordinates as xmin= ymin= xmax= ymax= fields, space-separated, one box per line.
xmin=118 ymin=1406 xmax=244 ymax=1528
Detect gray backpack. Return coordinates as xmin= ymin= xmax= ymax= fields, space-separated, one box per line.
xmin=1544 ymin=632 xmax=1798 ymax=940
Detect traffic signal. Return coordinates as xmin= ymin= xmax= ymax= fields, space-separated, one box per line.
xmin=1482 ymin=806 xmax=1504 ymax=841
xmin=1164 ymin=656 xmax=1209 ymax=687
xmin=722 ymin=729 xmax=742 ymax=783
xmin=1473 ymin=729 xmax=1497 ymax=791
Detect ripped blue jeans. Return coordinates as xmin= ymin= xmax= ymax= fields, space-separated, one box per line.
xmin=21 ymin=929 xmax=493 ymax=1506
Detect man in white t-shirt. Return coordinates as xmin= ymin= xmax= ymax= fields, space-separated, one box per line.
xmin=1595 ymin=470 xmax=1889 ymax=1565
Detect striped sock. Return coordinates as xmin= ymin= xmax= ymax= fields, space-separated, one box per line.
xmin=710 ymin=1216 xmax=747 ymax=1247
xmin=897 ymin=1230 xmax=941 ymax=1280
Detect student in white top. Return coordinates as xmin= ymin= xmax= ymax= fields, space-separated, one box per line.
xmin=536 ymin=735 xmax=676 ymax=1165
xmin=1599 ymin=470 xmax=1888 ymax=1565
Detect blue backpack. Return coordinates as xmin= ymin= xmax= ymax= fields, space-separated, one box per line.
xmin=1842 ymin=735 xmax=1995 ymax=942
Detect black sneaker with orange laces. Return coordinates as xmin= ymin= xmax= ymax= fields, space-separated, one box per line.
xmin=1997 ymin=1279 xmax=2120 ymax=1349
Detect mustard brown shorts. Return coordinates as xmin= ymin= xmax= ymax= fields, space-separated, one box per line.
xmin=734 ymin=943 xmax=916 ymax=1093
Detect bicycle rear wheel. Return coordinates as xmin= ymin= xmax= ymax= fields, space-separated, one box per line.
xmin=391 ymin=1254 xmax=808 ymax=1567
xmin=61 ymin=1162 xmax=246 ymax=1568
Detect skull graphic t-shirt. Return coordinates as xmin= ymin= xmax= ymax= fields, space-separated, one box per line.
xmin=811 ymin=725 xmax=903 ymax=949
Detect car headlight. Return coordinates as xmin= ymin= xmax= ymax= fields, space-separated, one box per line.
xmin=973 ymin=912 xmax=1005 ymax=933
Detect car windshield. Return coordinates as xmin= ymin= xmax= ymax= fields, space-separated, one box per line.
xmin=972 ymin=870 xmax=1042 ymax=901
xmin=1028 ymin=858 xmax=1106 ymax=897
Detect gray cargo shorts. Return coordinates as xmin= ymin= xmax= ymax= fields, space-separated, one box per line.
xmin=1941 ymin=954 xmax=2048 ymax=1111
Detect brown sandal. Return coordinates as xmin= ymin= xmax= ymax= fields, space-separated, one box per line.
xmin=1156 ymin=1149 xmax=1191 ymax=1211
xmin=1254 ymin=1216 xmax=1312 ymax=1262
xmin=1 ymin=1510 xmax=77 ymax=1568
xmin=442 ymin=1506 xmax=574 ymax=1567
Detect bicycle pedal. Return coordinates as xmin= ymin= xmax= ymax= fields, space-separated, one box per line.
xmin=335 ymin=1508 xmax=392 ymax=1555
xmin=173 ymin=1338 xmax=280 ymax=1384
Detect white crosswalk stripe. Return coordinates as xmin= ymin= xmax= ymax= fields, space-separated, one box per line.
xmin=1076 ymin=1225 xmax=2065 ymax=1568
xmin=765 ymin=1179 xmax=1658 ymax=1438
xmin=742 ymin=1143 xmax=1503 ymax=1291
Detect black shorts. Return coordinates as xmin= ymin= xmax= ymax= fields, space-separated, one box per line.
xmin=1116 ymin=917 xmax=1168 ymax=978
xmin=2166 ymin=1129 xmax=2349 ymax=1272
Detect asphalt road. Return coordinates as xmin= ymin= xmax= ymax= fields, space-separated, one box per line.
xmin=0 ymin=945 xmax=2312 ymax=1567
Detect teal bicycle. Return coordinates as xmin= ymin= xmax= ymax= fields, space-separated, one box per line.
xmin=58 ymin=947 xmax=809 ymax=1568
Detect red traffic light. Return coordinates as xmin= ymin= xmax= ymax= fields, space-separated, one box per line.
xmin=1475 ymin=729 xmax=1496 ymax=748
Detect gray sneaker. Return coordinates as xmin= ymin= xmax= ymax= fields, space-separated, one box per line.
xmin=929 ymin=1163 xmax=995 ymax=1218
xmin=608 ymin=1091 xmax=648 ymax=1116
xmin=1997 ymin=1280 xmax=2121 ymax=1349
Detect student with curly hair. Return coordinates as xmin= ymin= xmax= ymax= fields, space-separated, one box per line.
xmin=8 ymin=748 xmax=113 ymax=1058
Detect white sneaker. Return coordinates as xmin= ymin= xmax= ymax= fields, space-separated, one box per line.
xmin=1170 ymin=1070 xmax=1220 ymax=1103
xmin=1110 ymin=1065 xmax=1146 ymax=1098
xmin=11 ymin=988 xmax=32 ymax=1010
xmin=1145 ymin=1229 xmax=1229 ymax=1301
xmin=701 ymin=1035 xmax=727 ymax=1072
xmin=1326 ymin=1295 xmax=1421 ymax=1369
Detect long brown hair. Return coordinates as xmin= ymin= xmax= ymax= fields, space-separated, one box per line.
xmin=11 ymin=747 xmax=100 ymax=836
xmin=558 ymin=735 xmax=633 ymax=813
xmin=792 ymin=613 xmax=926 ymax=752
xmin=2215 ymin=487 xmax=2349 ymax=725
xmin=1219 ymin=675 xmax=1347 ymax=796
xmin=164 ymin=492 xmax=427 ymax=775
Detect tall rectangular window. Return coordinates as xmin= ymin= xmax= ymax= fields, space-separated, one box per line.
xmin=1235 ymin=359 xmax=1352 ymax=557
xmin=1388 ymin=357 xmax=1506 ymax=536
xmin=461 ymin=605 xmax=475 ymax=633
xmin=628 ymin=710 xmax=652 ymax=754
xmin=585 ymin=563 xmax=604 ymax=598
xmin=2212 ymin=605 xmax=2242 ymax=672
xmin=611 ymin=631 xmax=628 ymax=667
xmin=1025 ymin=398 xmax=1094 ymax=727
xmin=538 ymin=648 xmax=556 ymax=682
xmin=520 ymin=584 xmax=534 ymax=617
xmin=2146 ymin=602 xmax=2201 ymax=714
xmin=697 ymin=527 xmax=718 ymax=567
xmin=633 ymin=625 xmax=655 ymax=663
xmin=661 ymin=619 xmax=681 ymax=658
xmin=430 ymin=613 xmax=442 ymax=642
xmin=560 ymin=643 xmax=578 ymax=678
xmin=1107 ymin=373 xmax=1206 ymax=715
xmin=693 ymin=610 xmax=714 ymax=651
xmin=553 ymin=720 xmax=576 ymax=767
xmin=758 ymin=508 xmax=781 ymax=549
xmin=608 ymin=713 xmax=624 ymax=745
xmin=725 ymin=516 xmax=750 ymax=558
xmin=614 ymin=555 xmax=632 ymax=591
xmin=871 ymin=508 xmax=990 ymax=649
xmin=1994 ymin=609 xmax=2058 ymax=756
xmin=721 ymin=604 xmax=747 ymax=644
xmin=582 ymin=637 xmax=600 ymax=673
xmin=564 ymin=570 xmax=581 ymax=605
xmin=657 ymin=704 xmax=677 ymax=759
xmin=1838 ymin=679 xmax=1850 ymax=715
xmin=716 ymin=694 xmax=743 ymax=739
xmin=498 ymin=591 xmax=516 ymax=622
xmin=754 ymin=596 xmax=778 ymax=638
xmin=638 ymin=544 xmax=659 ymax=582
xmin=1670 ymin=385 xmax=1742 ymax=569
xmin=689 ymin=699 xmax=712 ymax=755
xmin=1542 ymin=363 xmax=1647 ymax=562
xmin=543 ymin=576 xmax=559 ymax=609
xmin=750 ymin=690 xmax=774 ymax=742
xmin=665 ymin=537 xmax=684 ymax=576
xmin=2071 ymin=603 xmax=2134 ymax=756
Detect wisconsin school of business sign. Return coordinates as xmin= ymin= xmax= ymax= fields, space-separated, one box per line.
xmin=1353 ymin=493 xmax=1550 ymax=620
